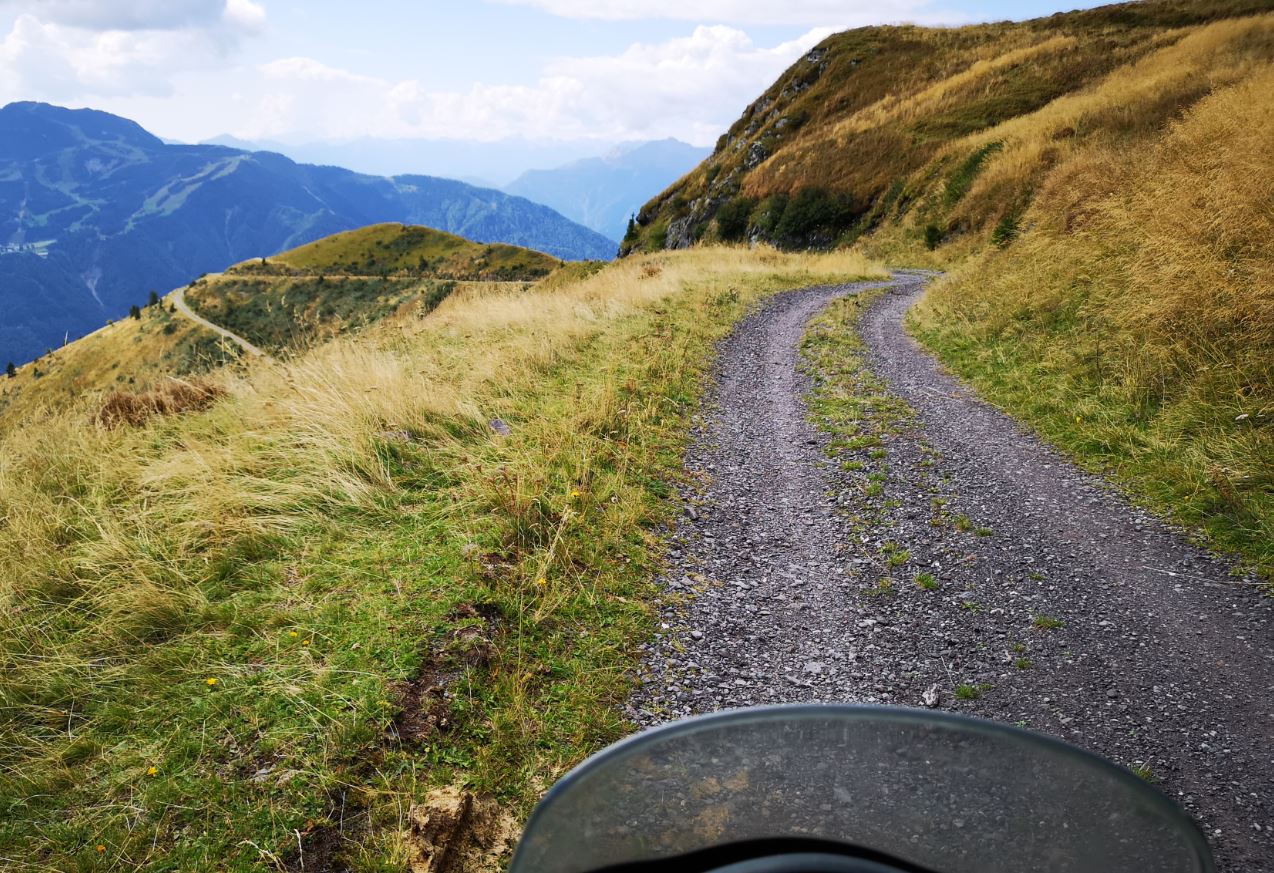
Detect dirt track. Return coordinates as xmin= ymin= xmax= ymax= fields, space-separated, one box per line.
xmin=632 ymin=275 xmax=1274 ymax=871
xmin=171 ymin=282 xmax=267 ymax=358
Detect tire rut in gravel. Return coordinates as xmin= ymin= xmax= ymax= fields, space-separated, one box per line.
xmin=631 ymin=274 xmax=1274 ymax=873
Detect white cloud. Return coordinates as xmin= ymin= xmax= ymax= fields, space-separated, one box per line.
xmin=223 ymin=0 xmax=265 ymax=30
xmin=0 ymin=1 xmax=264 ymax=101
xmin=6 ymin=0 xmax=264 ymax=32
xmin=492 ymin=0 xmax=958 ymax=26
xmin=235 ymin=25 xmax=832 ymax=145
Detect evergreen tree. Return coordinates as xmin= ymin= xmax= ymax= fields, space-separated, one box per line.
xmin=147 ymin=290 xmax=160 ymax=307
xmin=129 ymin=305 xmax=142 ymax=320
xmin=5 ymin=362 xmax=15 ymax=378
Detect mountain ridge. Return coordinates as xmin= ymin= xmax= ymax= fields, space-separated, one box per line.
xmin=505 ymin=138 xmax=708 ymax=243
xmin=625 ymin=0 xmax=1274 ymax=255
xmin=0 ymin=102 xmax=614 ymax=366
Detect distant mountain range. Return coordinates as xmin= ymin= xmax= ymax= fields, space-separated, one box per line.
xmin=504 ymin=139 xmax=709 ymax=243
xmin=199 ymin=134 xmax=610 ymax=188
xmin=0 ymin=102 xmax=616 ymax=366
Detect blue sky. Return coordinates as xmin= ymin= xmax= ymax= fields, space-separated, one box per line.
xmin=0 ymin=0 xmax=1111 ymax=148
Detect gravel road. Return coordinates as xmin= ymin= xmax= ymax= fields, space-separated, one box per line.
xmin=630 ymin=275 xmax=1274 ymax=871
xmin=172 ymin=282 xmax=267 ymax=358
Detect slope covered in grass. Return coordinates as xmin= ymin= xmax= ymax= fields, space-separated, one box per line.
xmin=184 ymin=273 xmax=458 ymax=355
xmin=264 ymin=223 xmax=562 ymax=280
xmin=626 ymin=0 xmax=1272 ymax=254
xmin=183 ymin=224 xmax=566 ymax=355
xmin=0 ymin=301 xmax=238 ymax=430
xmin=0 ymin=247 xmax=884 ymax=869
xmin=911 ymin=61 xmax=1274 ymax=578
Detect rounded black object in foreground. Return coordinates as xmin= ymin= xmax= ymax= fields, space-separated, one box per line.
xmin=510 ymin=704 xmax=1214 ymax=873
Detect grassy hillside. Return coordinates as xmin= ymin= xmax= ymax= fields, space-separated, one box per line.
xmin=0 ymin=302 xmax=239 ymax=430
xmin=263 ymin=223 xmax=562 ymax=279
xmin=183 ymin=224 xmax=565 ymax=355
xmin=911 ymin=57 xmax=1274 ymax=578
xmin=626 ymin=0 xmax=1273 ymax=254
xmin=0 ymin=246 xmax=884 ymax=869
xmin=629 ymin=0 xmax=1273 ymax=579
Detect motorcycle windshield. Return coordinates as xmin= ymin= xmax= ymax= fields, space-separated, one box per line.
xmin=510 ymin=705 xmax=1213 ymax=873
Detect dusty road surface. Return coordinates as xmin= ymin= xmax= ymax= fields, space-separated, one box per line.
xmin=171 ymin=281 xmax=267 ymax=358
xmin=632 ymin=275 xmax=1274 ymax=871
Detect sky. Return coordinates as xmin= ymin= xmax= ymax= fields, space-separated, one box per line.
xmin=0 ymin=0 xmax=1111 ymax=149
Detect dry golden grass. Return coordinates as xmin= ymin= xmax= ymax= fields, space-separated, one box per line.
xmin=0 ymin=246 xmax=884 ymax=868
xmin=913 ymin=62 xmax=1274 ymax=574
xmin=1 ymin=245 xmax=884 ymax=638
xmin=96 ymin=377 xmax=227 ymax=428
xmin=0 ymin=302 xmax=239 ymax=430
xmin=945 ymin=14 xmax=1274 ymax=235
xmin=631 ymin=0 xmax=1272 ymax=254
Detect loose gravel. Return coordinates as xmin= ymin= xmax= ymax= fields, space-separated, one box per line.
xmin=630 ymin=275 xmax=1274 ymax=872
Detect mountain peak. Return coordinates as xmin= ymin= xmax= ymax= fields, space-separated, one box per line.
xmin=0 ymin=101 xmax=164 ymax=159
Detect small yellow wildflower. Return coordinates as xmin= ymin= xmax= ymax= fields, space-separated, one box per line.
xmin=289 ymin=630 xmax=298 ymax=638
xmin=1075 ymin=415 xmax=1082 ymax=424
xmin=302 ymin=639 xmax=311 ymax=646
xmin=96 ymin=845 xmax=106 ymax=854
xmin=570 ymin=489 xmax=581 ymax=498
xmin=205 ymin=677 xmax=219 ymax=687
xmin=146 ymin=766 xmax=158 ymax=777
xmin=535 ymin=577 xmax=547 ymax=587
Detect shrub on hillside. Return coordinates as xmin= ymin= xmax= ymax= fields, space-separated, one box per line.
xmin=715 ymin=197 xmax=756 ymax=241
xmin=773 ymin=187 xmax=858 ymax=246
xmin=990 ymin=212 xmax=1019 ymax=247
xmin=96 ymin=378 xmax=226 ymax=428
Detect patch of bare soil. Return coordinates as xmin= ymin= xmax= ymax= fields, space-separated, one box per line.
xmin=407 ymin=786 xmax=518 ymax=873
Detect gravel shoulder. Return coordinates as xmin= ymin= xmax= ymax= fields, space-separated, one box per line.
xmin=631 ymin=275 xmax=1274 ymax=871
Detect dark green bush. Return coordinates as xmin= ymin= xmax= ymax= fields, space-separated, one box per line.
xmin=924 ymin=223 xmax=944 ymax=250
xmin=772 ymin=187 xmax=857 ymax=246
xmin=991 ymin=211 xmax=1020 ymax=247
xmin=715 ymin=197 xmax=756 ymax=242
xmin=750 ymin=194 xmax=790 ymax=238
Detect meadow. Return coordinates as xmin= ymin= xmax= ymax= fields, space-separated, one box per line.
xmin=0 ymin=247 xmax=883 ymax=869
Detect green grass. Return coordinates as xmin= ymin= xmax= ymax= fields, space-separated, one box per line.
xmin=261 ymin=223 xmax=561 ymax=280
xmin=0 ymin=248 xmax=884 ymax=870
xmin=912 ymin=314 xmax=1273 ymax=583
xmin=802 ymin=292 xmax=913 ymax=458
xmin=955 ymin=683 xmax=992 ymax=700
xmin=914 ymin=572 xmax=939 ymax=591
xmin=186 ymin=274 xmax=457 ymax=354
xmin=865 ymin=578 xmax=896 ymax=597
xmin=1032 ymin=614 xmax=1064 ymax=630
